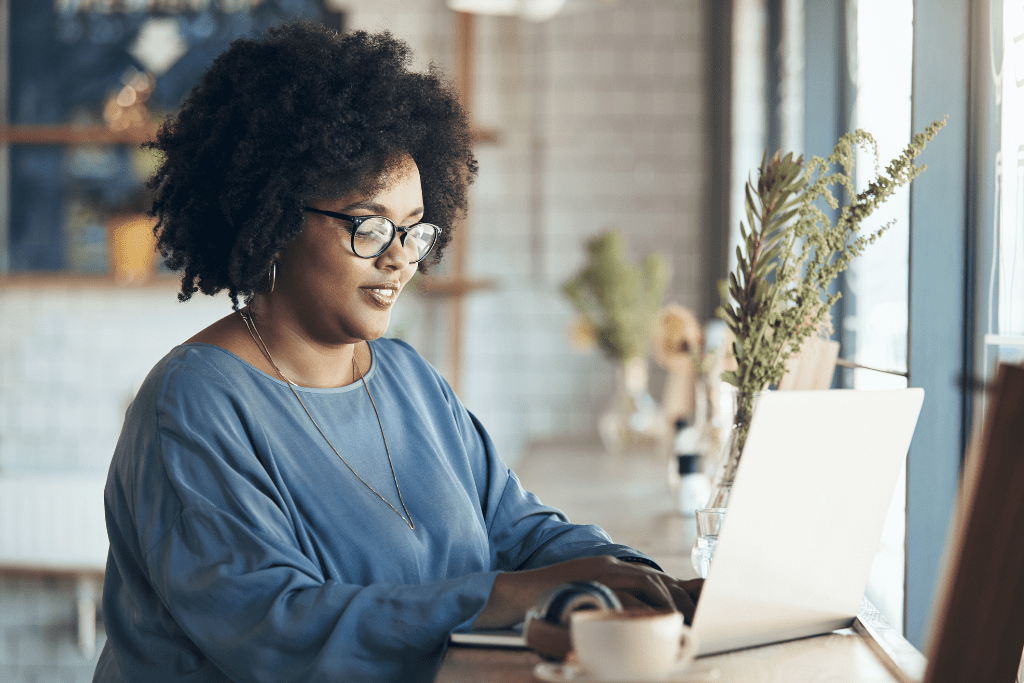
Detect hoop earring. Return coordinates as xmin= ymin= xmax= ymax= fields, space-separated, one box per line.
xmin=268 ymin=261 xmax=276 ymax=294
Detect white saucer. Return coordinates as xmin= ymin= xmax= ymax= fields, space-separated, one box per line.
xmin=532 ymin=661 xmax=721 ymax=683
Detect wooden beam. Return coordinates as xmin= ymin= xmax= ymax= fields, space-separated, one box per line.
xmin=0 ymin=124 xmax=159 ymax=145
xmin=0 ymin=272 xmax=179 ymax=289
xmin=472 ymin=126 xmax=499 ymax=144
xmin=454 ymin=10 xmax=475 ymax=114
xmin=417 ymin=275 xmax=495 ymax=297
xmin=0 ymin=123 xmax=498 ymax=147
xmin=0 ymin=565 xmax=105 ymax=581
xmin=448 ymin=9 xmax=477 ymax=396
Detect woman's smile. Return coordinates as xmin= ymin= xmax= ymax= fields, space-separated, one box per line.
xmin=361 ymin=282 xmax=401 ymax=308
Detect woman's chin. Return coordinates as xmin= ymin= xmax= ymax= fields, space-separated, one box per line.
xmin=354 ymin=314 xmax=393 ymax=342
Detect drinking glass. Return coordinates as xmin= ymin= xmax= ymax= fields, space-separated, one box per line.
xmin=693 ymin=508 xmax=726 ymax=578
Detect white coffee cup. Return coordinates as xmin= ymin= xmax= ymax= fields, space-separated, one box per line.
xmin=569 ymin=609 xmax=697 ymax=682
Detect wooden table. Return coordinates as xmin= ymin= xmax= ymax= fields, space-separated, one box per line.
xmin=434 ymin=440 xmax=926 ymax=683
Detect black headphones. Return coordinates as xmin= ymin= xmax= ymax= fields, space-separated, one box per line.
xmin=523 ymin=581 xmax=623 ymax=660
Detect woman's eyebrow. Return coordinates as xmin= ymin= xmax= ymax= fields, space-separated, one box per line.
xmin=340 ymin=199 xmax=388 ymax=214
xmin=341 ymin=199 xmax=425 ymax=220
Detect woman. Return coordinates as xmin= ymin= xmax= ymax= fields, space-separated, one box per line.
xmin=94 ymin=22 xmax=699 ymax=683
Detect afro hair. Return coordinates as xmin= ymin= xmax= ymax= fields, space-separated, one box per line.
xmin=147 ymin=22 xmax=478 ymax=308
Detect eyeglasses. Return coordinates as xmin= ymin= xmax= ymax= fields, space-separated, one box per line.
xmin=303 ymin=207 xmax=442 ymax=263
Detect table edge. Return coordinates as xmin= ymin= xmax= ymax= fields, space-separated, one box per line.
xmin=854 ymin=600 xmax=927 ymax=683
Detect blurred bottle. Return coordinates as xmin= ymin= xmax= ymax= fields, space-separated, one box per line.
xmin=669 ymin=419 xmax=710 ymax=516
xmin=666 ymin=418 xmax=687 ymax=493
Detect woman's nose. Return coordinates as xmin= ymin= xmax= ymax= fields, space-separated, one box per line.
xmin=377 ymin=230 xmax=410 ymax=268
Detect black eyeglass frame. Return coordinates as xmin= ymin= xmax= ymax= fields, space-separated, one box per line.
xmin=302 ymin=206 xmax=442 ymax=263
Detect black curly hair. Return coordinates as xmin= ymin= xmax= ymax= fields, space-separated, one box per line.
xmin=148 ymin=22 xmax=478 ymax=309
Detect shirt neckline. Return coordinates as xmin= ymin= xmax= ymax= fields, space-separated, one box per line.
xmin=180 ymin=340 xmax=379 ymax=394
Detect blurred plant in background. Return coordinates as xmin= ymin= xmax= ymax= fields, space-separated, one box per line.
xmin=562 ymin=230 xmax=670 ymax=452
xmin=563 ymin=231 xmax=669 ymax=363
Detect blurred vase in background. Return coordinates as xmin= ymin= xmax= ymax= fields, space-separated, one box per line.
xmin=562 ymin=231 xmax=669 ymax=453
xmin=107 ymin=213 xmax=158 ymax=285
xmin=597 ymin=356 xmax=660 ymax=453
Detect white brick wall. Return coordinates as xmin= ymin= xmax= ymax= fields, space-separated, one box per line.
xmin=0 ymin=285 xmax=227 ymax=474
xmin=455 ymin=0 xmax=704 ymax=462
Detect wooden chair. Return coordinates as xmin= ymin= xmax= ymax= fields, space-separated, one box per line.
xmin=924 ymin=362 xmax=1024 ymax=683
xmin=777 ymin=337 xmax=841 ymax=391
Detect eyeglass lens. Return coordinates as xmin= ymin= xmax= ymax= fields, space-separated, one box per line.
xmin=352 ymin=217 xmax=437 ymax=261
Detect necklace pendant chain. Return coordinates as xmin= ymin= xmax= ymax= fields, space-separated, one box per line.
xmin=237 ymin=308 xmax=415 ymax=531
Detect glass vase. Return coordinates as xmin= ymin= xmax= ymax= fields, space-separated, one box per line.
xmin=690 ymin=388 xmax=762 ymax=575
xmin=597 ymin=357 xmax=659 ymax=453
xmin=705 ymin=388 xmax=761 ymax=508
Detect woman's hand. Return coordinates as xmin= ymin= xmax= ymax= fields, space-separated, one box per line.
xmin=473 ymin=555 xmax=704 ymax=629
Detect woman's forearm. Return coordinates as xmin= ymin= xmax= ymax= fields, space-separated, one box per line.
xmin=473 ymin=566 xmax=552 ymax=629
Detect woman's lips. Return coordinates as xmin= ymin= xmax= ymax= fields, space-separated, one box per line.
xmin=362 ymin=286 xmax=399 ymax=307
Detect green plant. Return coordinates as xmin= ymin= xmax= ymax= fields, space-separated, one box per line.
xmin=719 ymin=118 xmax=946 ymax=460
xmin=562 ymin=231 xmax=669 ymax=363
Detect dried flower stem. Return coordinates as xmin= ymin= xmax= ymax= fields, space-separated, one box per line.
xmin=719 ymin=118 xmax=946 ymax=458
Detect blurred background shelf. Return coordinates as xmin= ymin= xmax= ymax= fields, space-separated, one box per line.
xmin=416 ymin=275 xmax=496 ymax=297
xmin=0 ymin=124 xmax=160 ymax=145
xmin=0 ymin=124 xmax=499 ymax=146
xmin=0 ymin=272 xmax=179 ymax=288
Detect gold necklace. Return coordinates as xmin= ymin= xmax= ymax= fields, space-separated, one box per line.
xmin=237 ymin=308 xmax=415 ymax=531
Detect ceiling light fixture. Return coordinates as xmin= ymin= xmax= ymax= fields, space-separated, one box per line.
xmin=445 ymin=0 xmax=566 ymax=22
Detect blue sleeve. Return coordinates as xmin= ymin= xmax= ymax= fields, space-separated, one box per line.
xmin=440 ymin=392 xmax=659 ymax=573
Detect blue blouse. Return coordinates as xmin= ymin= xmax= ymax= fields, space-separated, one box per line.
xmin=94 ymin=339 xmax=650 ymax=683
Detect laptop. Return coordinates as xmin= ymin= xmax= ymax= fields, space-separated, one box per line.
xmin=691 ymin=388 xmax=923 ymax=655
xmin=451 ymin=388 xmax=924 ymax=655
